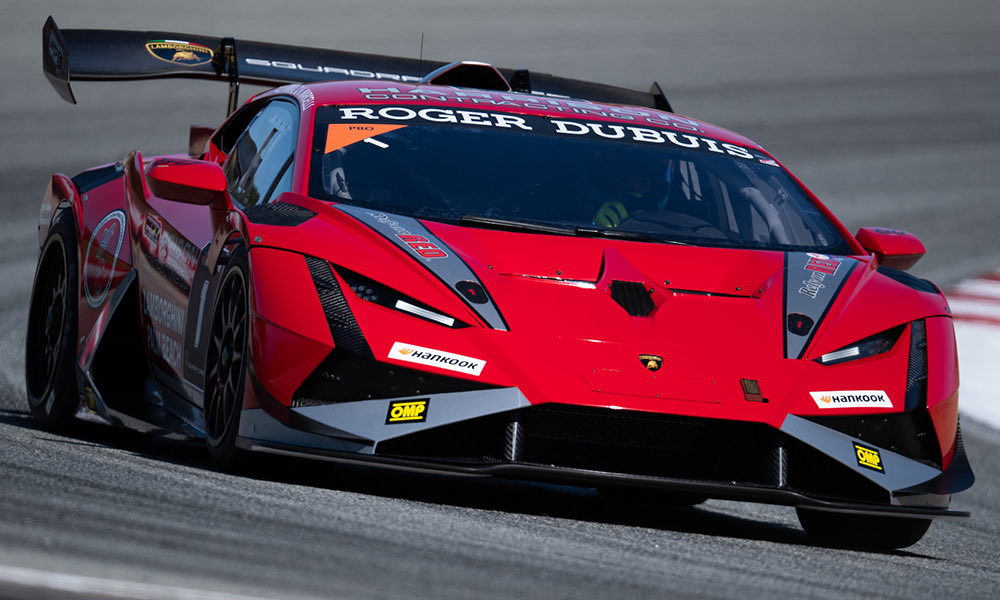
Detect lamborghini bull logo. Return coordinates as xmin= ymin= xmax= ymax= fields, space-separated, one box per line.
xmin=172 ymin=51 xmax=200 ymax=62
xmin=145 ymin=40 xmax=213 ymax=66
xmin=639 ymin=354 xmax=663 ymax=372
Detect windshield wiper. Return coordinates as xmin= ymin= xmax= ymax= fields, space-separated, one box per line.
xmin=574 ymin=227 xmax=689 ymax=245
xmin=459 ymin=215 xmax=576 ymax=236
xmin=457 ymin=216 xmax=689 ymax=244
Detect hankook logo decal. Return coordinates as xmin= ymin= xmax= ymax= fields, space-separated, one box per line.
xmin=389 ymin=342 xmax=485 ymax=376
xmin=809 ymin=390 xmax=892 ymax=409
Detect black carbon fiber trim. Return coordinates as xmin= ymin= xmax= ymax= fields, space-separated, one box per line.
xmin=609 ymin=280 xmax=655 ymax=316
xmin=898 ymin=420 xmax=975 ymax=496
xmin=242 ymin=202 xmax=317 ymax=226
xmin=905 ymin=320 xmax=928 ymax=410
xmin=291 ymin=349 xmax=495 ymax=407
xmin=878 ymin=266 xmax=940 ymax=294
xmin=806 ymin=406 xmax=941 ymax=468
xmin=305 ymin=256 xmax=373 ymax=359
xmin=72 ymin=162 xmax=124 ymax=193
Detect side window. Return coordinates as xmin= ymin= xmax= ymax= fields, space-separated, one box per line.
xmin=222 ymin=99 xmax=298 ymax=208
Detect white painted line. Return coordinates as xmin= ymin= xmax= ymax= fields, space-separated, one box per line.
xmin=0 ymin=564 xmax=276 ymax=600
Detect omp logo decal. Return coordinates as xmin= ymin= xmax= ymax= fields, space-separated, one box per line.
xmin=809 ymin=390 xmax=892 ymax=409
xmin=389 ymin=342 xmax=485 ymax=376
xmin=853 ymin=443 xmax=885 ymax=473
xmin=386 ymin=399 xmax=429 ymax=424
xmin=145 ymin=40 xmax=213 ymax=66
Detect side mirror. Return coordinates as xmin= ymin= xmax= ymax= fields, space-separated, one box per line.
xmin=855 ymin=227 xmax=925 ymax=271
xmin=146 ymin=158 xmax=230 ymax=210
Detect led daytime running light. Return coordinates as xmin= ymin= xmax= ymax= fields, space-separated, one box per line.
xmin=394 ymin=300 xmax=455 ymax=327
xmin=820 ymin=346 xmax=861 ymax=364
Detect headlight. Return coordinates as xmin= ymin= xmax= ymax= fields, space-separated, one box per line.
xmin=817 ymin=324 xmax=905 ymax=365
xmin=336 ymin=266 xmax=468 ymax=329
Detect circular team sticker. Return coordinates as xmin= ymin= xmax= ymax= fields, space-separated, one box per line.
xmin=83 ymin=210 xmax=126 ymax=308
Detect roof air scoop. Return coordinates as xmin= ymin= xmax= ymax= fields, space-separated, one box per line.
xmin=610 ymin=280 xmax=656 ymax=317
xmin=419 ymin=61 xmax=511 ymax=92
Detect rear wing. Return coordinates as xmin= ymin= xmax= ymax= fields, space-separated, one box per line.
xmin=43 ymin=16 xmax=672 ymax=115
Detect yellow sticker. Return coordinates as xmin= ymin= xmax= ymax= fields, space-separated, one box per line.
xmin=386 ymin=399 xmax=428 ymax=424
xmin=853 ymin=442 xmax=884 ymax=473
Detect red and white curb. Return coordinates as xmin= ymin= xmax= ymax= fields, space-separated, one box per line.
xmin=947 ymin=270 xmax=1000 ymax=327
xmin=948 ymin=270 xmax=1000 ymax=430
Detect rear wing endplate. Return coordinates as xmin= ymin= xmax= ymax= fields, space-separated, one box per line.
xmin=43 ymin=16 xmax=672 ymax=114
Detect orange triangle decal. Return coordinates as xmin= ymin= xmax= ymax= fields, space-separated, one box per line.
xmin=325 ymin=123 xmax=406 ymax=153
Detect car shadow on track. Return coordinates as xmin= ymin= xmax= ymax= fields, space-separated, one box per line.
xmin=0 ymin=405 xmax=937 ymax=559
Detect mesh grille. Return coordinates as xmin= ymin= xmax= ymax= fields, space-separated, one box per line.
xmin=905 ymin=319 xmax=928 ymax=410
xmin=610 ymin=280 xmax=655 ymax=316
xmin=807 ymin=407 xmax=941 ymax=468
xmin=305 ymin=256 xmax=373 ymax=359
xmin=376 ymin=404 xmax=888 ymax=503
xmin=243 ymin=202 xmax=317 ymax=226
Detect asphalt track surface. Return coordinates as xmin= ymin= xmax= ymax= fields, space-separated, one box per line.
xmin=1 ymin=1 xmax=999 ymax=598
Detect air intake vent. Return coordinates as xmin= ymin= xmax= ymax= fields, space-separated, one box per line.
xmin=305 ymin=256 xmax=374 ymax=359
xmin=420 ymin=61 xmax=511 ymax=91
xmin=905 ymin=319 xmax=928 ymax=410
xmin=609 ymin=280 xmax=655 ymax=316
xmin=243 ymin=202 xmax=316 ymax=226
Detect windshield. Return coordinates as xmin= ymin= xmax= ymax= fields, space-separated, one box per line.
xmin=309 ymin=105 xmax=852 ymax=253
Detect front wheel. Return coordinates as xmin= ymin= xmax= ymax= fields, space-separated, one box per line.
xmin=25 ymin=212 xmax=80 ymax=432
xmin=796 ymin=507 xmax=932 ymax=549
xmin=204 ymin=249 xmax=250 ymax=471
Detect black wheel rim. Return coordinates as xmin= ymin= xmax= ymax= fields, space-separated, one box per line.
xmin=205 ymin=270 xmax=248 ymax=444
xmin=26 ymin=240 xmax=68 ymax=410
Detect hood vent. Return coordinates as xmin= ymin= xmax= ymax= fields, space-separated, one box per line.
xmin=610 ymin=280 xmax=655 ymax=317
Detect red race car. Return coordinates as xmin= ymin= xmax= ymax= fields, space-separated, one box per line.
xmin=29 ymin=16 xmax=973 ymax=549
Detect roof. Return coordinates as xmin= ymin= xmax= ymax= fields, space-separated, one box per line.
xmin=273 ymin=81 xmax=763 ymax=149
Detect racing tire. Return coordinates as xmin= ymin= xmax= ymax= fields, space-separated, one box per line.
xmin=204 ymin=248 xmax=250 ymax=472
xmin=795 ymin=507 xmax=932 ymax=549
xmin=25 ymin=211 xmax=80 ymax=432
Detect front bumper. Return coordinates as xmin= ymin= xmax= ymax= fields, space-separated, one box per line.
xmin=237 ymin=393 xmax=973 ymax=519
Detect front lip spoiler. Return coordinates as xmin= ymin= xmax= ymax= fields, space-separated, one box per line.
xmin=243 ymin=439 xmax=969 ymax=520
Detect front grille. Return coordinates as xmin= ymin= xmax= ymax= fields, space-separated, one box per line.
xmin=377 ymin=404 xmax=888 ymax=503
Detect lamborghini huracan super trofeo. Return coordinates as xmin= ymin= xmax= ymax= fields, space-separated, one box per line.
xmin=27 ymin=17 xmax=973 ymax=548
